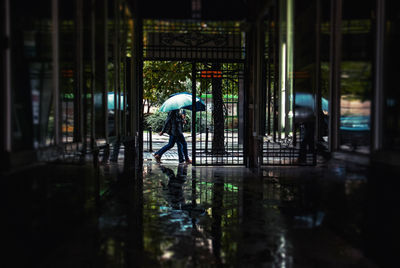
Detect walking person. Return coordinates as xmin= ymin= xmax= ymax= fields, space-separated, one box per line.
xmin=178 ymin=110 xmax=191 ymax=164
xmin=153 ymin=110 xmax=192 ymax=164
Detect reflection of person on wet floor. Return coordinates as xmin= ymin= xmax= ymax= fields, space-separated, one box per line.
xmin=296 ymin=106 xmax=315 ymax=163
xmin=153 ymin=110 xmax=192 ymax=164
xmin=160 ymin=164 xmax=187 ymax=209
xmin=159 ymin=165 xmax=205 ymax=217
xmin=299 ymin=119 xmax=315 ymax=163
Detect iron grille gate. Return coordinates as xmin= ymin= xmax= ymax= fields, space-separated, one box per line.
xmin=143 ymin=20 xmax=246 ymax=166
xmin=193 ymin=63 xmax=245 ymax=165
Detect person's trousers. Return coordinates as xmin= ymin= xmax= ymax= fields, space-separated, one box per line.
xmin=155 ymin=134 xmax=187 ymax=162
xmin=178 ymin=134 xmax=189 ymax=162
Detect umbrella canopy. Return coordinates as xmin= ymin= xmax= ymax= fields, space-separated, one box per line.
xmin=108 ymin=92 xmax=124 ymax=110
xmin=295 ymin=92 xmax=328 ymax=112
xmin=159 ymin=92 xmax=206 ymax=112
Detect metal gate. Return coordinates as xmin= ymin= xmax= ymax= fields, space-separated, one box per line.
xmin=143 ymin=20 xmax=246 ymax=166
xmin=193 ymin=63 xmax=244 ymax=165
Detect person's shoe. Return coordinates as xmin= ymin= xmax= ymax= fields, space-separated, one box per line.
xmin=185 ymin=159 xmax=192 ymax=165
xmin=154 ymin=154 xmax=161 ymax=163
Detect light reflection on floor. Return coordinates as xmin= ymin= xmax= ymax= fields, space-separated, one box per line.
xmin=4 ymin=159 xmax=382 ymax=267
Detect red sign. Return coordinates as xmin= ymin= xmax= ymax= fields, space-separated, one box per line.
xmin=61 ymin=69 xmax=74 ymax=78
xmin=200 ymin=70 xmax=222 ymax=78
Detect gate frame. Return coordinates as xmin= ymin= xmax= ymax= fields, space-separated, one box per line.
xmin=142 ymin=19 xmax=247 ymax=166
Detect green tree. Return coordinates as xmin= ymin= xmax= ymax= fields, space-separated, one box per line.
xmin=143 ymin=61 xmax=192 ymax=113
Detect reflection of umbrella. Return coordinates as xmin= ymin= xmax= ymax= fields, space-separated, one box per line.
xmin=295 ymin=92 xmax=328 ymax=112
xmin=159 ymin=92 xmax=206 ymax=112
xmin=108 ymin=92 xmax=124 ymax=110
xmin=94 ymin=93 xmax=125 ymax=110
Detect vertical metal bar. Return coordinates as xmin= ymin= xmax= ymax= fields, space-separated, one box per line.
xmin=191 ymin=62 xmax=197 ymax=165
xmin=90 ymin=0 xmax=96 ymax=148
xmin=278 ymin=0 xmax=284 ymax=137
xmin=132 ymin=2 xmax=143 ymax=168
xmin=329 ymin=0 xmax=342 ymax=152
xmin=205 ymin=127 xmax=209 ymax=153
xmin=114 ymin=0 xmax=120 ymax=139
xmin=200 ymin=68 xmax=203 ymax=164
xmin=123 ymin=57 xmax=127 ymax=136
xmin=52 ymin=0 xmax=60 ymax=145
xmin=315 ymin=0 xmax=321 ymax=142
xmin=149 ymin=126 xmax=152 ymax=152
xmin=267 ymin=17 xmax=272 ymax=136
xmin=373 ymin=0 xmax=385 ymax=151
xmin=117 ymin=2 xmax=122 ymax=139
xmin=95 ymin=0 xmax=108 ymax=143
xmin=259 ymin=20 xmax=267 ymax=167
xmin=122 ymin=4 xmax=127 ymax=136
xmin=243 ymin=28 xmax=250 ymax=167
xmin=64 ymin=98 xmax=68 ymax=142
xmin=104 ymin=0 xmax=109 ymax=143
xmin=315 ymin=0 xmax=322 ymax=164
xmin=75 ymin=0 xmax=84 ymax=143
xmin=4 ymin=0 xmax=12 ymax=152
xmin=238 ymin=67 xmax=244 ymax=146
xmin=232 ymin=68 xmax=235 ymax=164
xmin=286 ymin=0 xmax=294 ymax=139
xmin=81 ymin=1 xmax=88 ymax=153
xmin=273 ymin=1 xmax=280 ymax=142
xmin=130 ymin=18 xmax=136 ymax=137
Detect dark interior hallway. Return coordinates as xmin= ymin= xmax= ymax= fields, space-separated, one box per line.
xmin=3 ymin=157 xmax=397 ymax=267
xmin=2 ymin=0 xmax=400 ymax=267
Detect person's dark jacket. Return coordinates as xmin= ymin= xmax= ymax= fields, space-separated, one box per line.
xmin=161 ymin=110 xmax=183 ymax=136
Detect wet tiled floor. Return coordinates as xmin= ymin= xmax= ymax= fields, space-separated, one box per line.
xmin=3 ymin=158 xmax=397 ymax=267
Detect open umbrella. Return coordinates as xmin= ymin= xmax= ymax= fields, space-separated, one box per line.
xmin=93 ymin=92 xmax=125 ymax=110
xmin=295 ymin=92 xmax=328 ymax=112
xmin=159 ymin=92 xmax=206 ymax=112
xmin=107 ymin=92 xmax=124 ymax=110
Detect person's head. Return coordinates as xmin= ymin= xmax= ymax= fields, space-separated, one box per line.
xmin=181 ymin=109 xmax=186 ymax=118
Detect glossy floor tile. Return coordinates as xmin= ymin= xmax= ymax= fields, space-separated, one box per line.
xmin=3 ymin=159 xmax=397 ymax=267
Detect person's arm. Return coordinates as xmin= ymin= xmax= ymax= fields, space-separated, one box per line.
xmin=160 ymin=112 xmax=172 ymax=135
xmin=181 ymin=113 xmax=187 ymax=125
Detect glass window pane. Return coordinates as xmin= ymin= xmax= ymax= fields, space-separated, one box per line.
xmin=339 ymin=0 xmax=373 ymax=154
xmin=11 ymin=0 xmax=54 ymax=149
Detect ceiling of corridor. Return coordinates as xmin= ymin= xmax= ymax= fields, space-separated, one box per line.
xmin=134 ymin=0 xmax=261 ymax=20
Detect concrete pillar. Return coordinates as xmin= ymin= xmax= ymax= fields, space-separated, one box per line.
xmin=89 ymin=0 xmax=96 ymax=149
xmin=131 ymin=0 xmax=143 ymax=169
xmin=1 ymin=0 xmax=12 ymax=169
xmin=3 ymin=0 xmax=12 ymax=155
xmin=245 ymin=1 xmax=268 ymax=169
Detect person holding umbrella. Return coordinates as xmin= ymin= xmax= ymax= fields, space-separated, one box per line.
xmin=153 ymin=109 xmax=192 ymax=164
xmin=179 ymin=110 xmax=190 ymax=162
xmin=154 ymin=92 xmax=205 ymax=164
